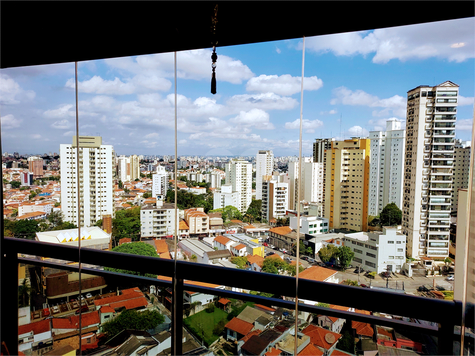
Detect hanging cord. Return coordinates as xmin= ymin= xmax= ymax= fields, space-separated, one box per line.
xmin=75 ymin=61 xmax=82 ymax=355
xmin=294 ymin=36 xmax=305 ymax=354
xmin=210 ymin=4 xmax=218 ymax=94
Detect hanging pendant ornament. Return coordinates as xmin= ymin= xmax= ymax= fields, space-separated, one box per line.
xmin=210 ymin=4 xmax=218 ymax=95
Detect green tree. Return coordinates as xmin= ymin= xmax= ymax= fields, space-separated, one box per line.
xmin=336 ymin=330 xmax=355 ymax=354
xmin=118 ymin=180 xmax=123 ymax=189
xmin=102 ymin=309 xmax=165 ymax=340
xmin=245 ymin=199 xmax=262 ymax=222
xmin=379 ymin=203 xmax=402 ymax=226
xmin=230 ymin=256 xmax=247 ymax=269
xmin=262 ymin=257 xmax=286 ymax=274
xmin=10 ymin=180 xmax=21 ymax=189
xmin=143 ymin=192 xmax=152 ymax=199
xmin=112 ymin=207 xmax=141 ymax=242
xmin=18 ymin=279 xmax=32 ymax=307
xmin=104 ymin=242 xmax=159 ymax=277
xmin=318 ymin=244 xmax=339 ymax=263
xmin=13 ymin=219 xmax=39 ymax=239
xmin=336 ymin=246 xmax=354 ymax=269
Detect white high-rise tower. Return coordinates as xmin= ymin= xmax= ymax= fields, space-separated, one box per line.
xmin=368 ymin=119 xmax=406 ymax=216
xmin=402 ymin=81 xmax=458 ymax=258
xmin=225 ymin=159 xmax=252 ymax=213
xmin=255 ymin=150 xmax=274 ymax=200
xmin=61 ymin=136 xmax=114 ymax=227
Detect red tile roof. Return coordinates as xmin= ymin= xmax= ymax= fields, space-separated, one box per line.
xmin=52 ymin=311 xmax=100 ymax=329
xmin=298 ymin=343 xmax=324 ymax=356
xmin=119 ymin=237 xmax=132 ymax=245
xmin=233 ymin=243 xmax=246 ymax=250
xmin=269 ymin=226 xmax=292 ymax=236
xmin=100 ymin=305 xmax=115 ymax=314
xmin=299 ymin=266 xmax=337 ymax=282
xmin=302 ymin=325 xmax=341 ymax=350
xmin=352 ymin=320 xmax=374 ymax=338
xmin=154 ymin=239 xmax=169 ymax=254
xmin=240 ymin=329 xmax=261 ymax=343
xmin=247 ymin=254 xmax=264 ymax=267
xmin=225 ymin=317 xmax=254 ymax=336
xmin=94 ymin=291 xmax=143 ymax=307
xmin=214 ymin=235 xmax=231 ymax=245
xmin=109 ymin=296 xmax=148 ymax=310
xmin=265 ymin=253 xmax=283 ymax=261
xmin=18 ymin=319 xmax=51 ymax=335
xmin=218 ymin=298 xmax=231 ymax=305
xmin=254 ymin=304 xmax=276 ymax=312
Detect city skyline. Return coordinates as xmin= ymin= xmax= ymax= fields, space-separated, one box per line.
xmin=1 ymin=18 xmax=473 ymax=157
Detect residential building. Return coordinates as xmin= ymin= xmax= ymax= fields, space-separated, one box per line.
xmin=261 ymin=175 xmax=289 ymax=222
xmin=28 ymin=156 xmax=44 ymax=178
xmin=255 ymin=150 xmax=274 ymax=200
xmin=117 ymin=155 xmax=140 ymax=182
xmin=368 ymin=119 xmax=405 ymax=216
xmin=289 ymin=215 xmax=329 ymax=236
xmin=20 ymin=171 xmax=33 ymax=186
xmin=225 ymin=159 xmax=252 ymax=213
xmin=402 ymin=81 xmax=458 ymax=258
xmin=152 ymin=165 xmax=168 ymax=199
xmin=140 ymin=201 xmax=178 ymax=238
xmin=343 ymin=227 xmax=406 ymax=273
xmin=18 ymin=201 xmax=54 ymax=217
xmin=18 ymin=319 xmax=53 ymax=355
xmin=184 ymin=208 xmax=209 ymax=236
xmin=313 ymin=138 xmax=333 ymax=210
xmin=452 ymin=140 xmax=470 ymax=214
xmin=288 ymin=158 xmax=324 ymax=213
xmin=324 ymin=138 xmax=370 ymax=231
xmin=60 ymin=136 xmax=114 ymax=227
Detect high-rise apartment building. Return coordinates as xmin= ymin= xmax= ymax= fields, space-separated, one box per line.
xmin=213 ymin=184 xmax=239 ymax=210
xmin=313 ymin=138 xmax=333 ymax=205
xmin=452 ymin=140 xmax=470 ymax=214
xmin=261 ymin=175 xmax=289 ymax=222
xmin=402 ymin=81 xmax=458 ymax=258
xmin=324 ymin=138 xmax=370 ymax=231
xmin=368 ymin=119 xmax=405 ymax=216
xmin=60 ymin=136 xmax=114 ymax=227
xmin=255 ymin=150 xmax=274 ymax=200
xmin=225 ymin=159 xmax=252 ymax=213
xmin=152 ymin=165 xmax=168 ymax=199
xmin=28 ymin=156 xmax=44 ymax=178
xmin=288 ymin=159 xmax=324 ymax=215
xmin=117 ymin=155 xmax=140 ymax=182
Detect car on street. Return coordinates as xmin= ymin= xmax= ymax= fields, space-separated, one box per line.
xmin=307 ymin=258 xmax=315 ymax=263
xmin=446 ymin=275 xmax=454 ymax=281
xmin=266 ymin=251 xmax=274 ymax=257
xmin=263 ymin=242 xmax=268 ymax=247
xmin=86 ymin=293 xmax=93 ymax=299
xmin=354 ymin=267 xmax=364 ymax=273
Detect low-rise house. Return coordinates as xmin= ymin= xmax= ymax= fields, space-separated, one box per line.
xmin=214 ymin=235 xmax=234 ymax=251
xmin=302 ymin=324 xmax=341 ymax=356
xmin=184 ymin=208 xmax=209 ymax=236
xmin=179 ymin=238 xmax=214 ymax=264
xmin=205 ymin=249 xmax=232 ymax=264
xmin=376 ymin=326 xmax=423 ymax=353
xmin=17 ymin=211 xmax=47 ymax=221
xmin=316 ymin=305 xmax=354 ymax=334
xmin=18 ymin=319 xmax=53 ymax=355
xmin=247 ymin=254 xmax=265 ymax=272
xmin=225 ymin=317 xmax=254 ymax=341
xmin=232 ymin=243 xmax=247 ymax=256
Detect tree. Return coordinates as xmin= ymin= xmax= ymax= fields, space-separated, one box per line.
xmin=112 ymin=207 xmax=141 ymax=242
xmin=10 ymin=180 xmax=21 ymax=189
xmin=102 ymin=309 xmax=165 ymax=340
xmin=118 ymin=180 xmax=123 ymax=189
xmin=245 ymin=199 xmax=262 ymax=222
xmin=104 ymin=242 xmax=159 ymax=277
xmin=143 ymin=192 xmax=152 ymax=199
xmin=318 ymin=244 xmax=339 ymax=263
xmin=336 ymin=246 xmax=354 ymax=269
xmin=13 ymin=220 xmax=39 ymax=239
xmin=18 ymin=279 xmax=32 ymax=307
xmin=262 ymin=258 xmax=286 ymax=274
xmin=230 ymin=256 xmax=247 ymax=269
xmin=379 ymin=203 xmax=402 ymax=226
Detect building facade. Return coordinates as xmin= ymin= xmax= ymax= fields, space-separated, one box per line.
xmin=369 ymin=119 xmax=405 ymax=216
xmin=343 ymin=227 xmax=406 ymax=274
xmin=28 ymin=156 xmax=44 ymax=178
xmin=452 ymin=140 xmax=471 ymax=214
xmin=213 ymin=184 xmax=239 ymax=210
xmin=255 ymin=150 xmax=274 ymax=200
xmin=152 ymin=165 xmax=168 ymax=199
xmin=289 ymin=215 xmax=329 ymax=236
xmin=402 ymin=81 xmax=458 ymax=258
xmin=288 ymin=158 xmax=324 ymax=214
xmin=117 ymin=155 xmax=140 ymax=182
xmin=60 ymin=136 xmax=114 ymax=227
xmin=324 ymin=138 xmax=370 ymax=231
xmin=225 ymin=159 xmax=252 ymax=213
xmin=140 ymin=202 xmax=177 ymax=238
xmin=261 ymin=176 xmax=289 ymax=222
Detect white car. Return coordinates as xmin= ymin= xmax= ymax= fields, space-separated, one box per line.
xmin=446 ymin=275 xmax=454 ymax=281
xmin=86 ymin=293 xmax=93 ymax=298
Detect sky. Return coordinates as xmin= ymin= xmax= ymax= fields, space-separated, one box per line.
xmin=1 ymin=17 xmax=474 ymax=158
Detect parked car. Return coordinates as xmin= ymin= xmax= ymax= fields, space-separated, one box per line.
xmin=285 ymin=257 xmax=292 ymax=262
xmin=354 ymin=267 xmax=364 ymax=273
xmin=263 ymin=242 xmax=268 ymax=247
xmin=446 ymin=275 xmax=454 ymax=281
xmin=86 ymin=293 xmax=93 ymax=299
xmin=307 ymin=258 xmax=315 ymax=263
xmin=382 ymin=271 xmax=392 ymax=278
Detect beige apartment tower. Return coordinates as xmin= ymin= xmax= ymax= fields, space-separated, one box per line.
xmin=324 ymin=138 xmax=370 ymax=232
xmin=402 ymin=81 xmax=458 ymax=258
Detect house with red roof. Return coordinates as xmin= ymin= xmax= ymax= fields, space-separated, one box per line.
xmin=213 ymin=235 xmax=234 ymax=251
xmin=99 ymin=305 xmax=116 ymax=326
xmin=302 ymin=324 xmax=341 ymax=355
xmin=316 ymin=304 xmax=354 ymax=334
xmin=247 ymin=254 xmax=265 ymax=272
xmin=225 ymin=317 xmax=254 ymax=341
xmin=231 ymin=243 xmax=247 ymax=257
xmin=18 ymin=319 xmax=53 ymax=355
xmin=94 ymin=288 xmax=147 ymax=312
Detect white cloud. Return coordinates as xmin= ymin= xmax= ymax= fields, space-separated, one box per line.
xmin=320 ymin=109 xmax=337 ymax=115
xmin=347 ymin=125 xmax=369 ymax=137
xmin=284 ymin=118 xmax=324 ymax=133
xmin=43 ymin=104 xmax=75 ymax=119
xmin=456 ymin=119 xmax=474 ymax=131
xmin=51 ymin=119 xmax=73 ymax=129
xmin=0 ymin=73 xmax=35 ymax=105
xmin=276 ymin=47 xmax=282 ymax=54
xmin=144 ymin=132 xmax=159 ymax=139
xmin=227 ymin=92 xmax=298 ymax=111
xmin=229 ymin=109 xmax=275 ymax=130
xmin=367 ymin=117 xmax=404 ymax=131
xmin=304 ymin=18 xmax=475 ymax=63
xmin=331 ymin=87 xmax=406 ymax=118
xmin=63 ymin=131 xmax=74 ymax=136
xmin=66 ymin=76 xmax=136 ymax=95
xmin=1 ymin=114 xmax=22 ymax=129
xmin=246 ymin=74 xmax=323 ymax=96
xmin=459 ymin=95 xmax=474 ymax=106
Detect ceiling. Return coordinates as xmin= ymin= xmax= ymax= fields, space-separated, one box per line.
xmin=1 ymin=2 xmax=473 ymax=69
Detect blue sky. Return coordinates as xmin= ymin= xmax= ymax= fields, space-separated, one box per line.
xmin=1 ymin=17 xmax=473 ymax=157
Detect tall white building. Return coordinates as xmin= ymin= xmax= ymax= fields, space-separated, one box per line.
xmin=225 ymin=159 xmax=252 ymax=213
xmin=60 ymin=136 xmax=114 ymax=227
xmin=261 ymin=176 xmax=289 ymax=222
xmin=141 ymin=201 xmax=177 ymax=238
xmin=213 ymin=184 xmax=239 ymax=210
xmin=152 ymin=165 xmax=168 ymax=199
xmin=402 ymin=81 xmax=458 ymax=258
xmin=255 ymin=150 xmax=274 ymax=200
xmin=369 ymin=119 xmax=406 ymax=216
xmin=288 ymin=158 xmax=324 ymax=214
xmin=117 ymin=155 xmax=140 ymax=182
xmin=452 ymin=140 xmax=471 ymax=214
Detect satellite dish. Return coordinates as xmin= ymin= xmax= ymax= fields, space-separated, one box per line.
xmin=325 ymin=333 xmax=336 ymax=344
